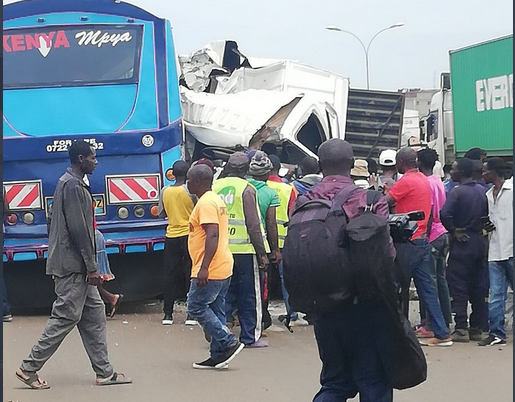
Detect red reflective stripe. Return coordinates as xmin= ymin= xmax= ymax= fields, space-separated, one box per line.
xmin=18 ymin=185 xmax=39 ymax=207
xmin=122 ymin=178 xmax=148 ymax=199
xmin=109 ymin=180 xmax=131 ymax=201
xmin=145 ymin=177 xmax=158 ymax=190
xmin=6 ymin=184 xmax=25 ymax=203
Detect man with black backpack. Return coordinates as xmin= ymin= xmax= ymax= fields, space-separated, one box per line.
xmin=284 ymin=139 xmax=419 ymax=402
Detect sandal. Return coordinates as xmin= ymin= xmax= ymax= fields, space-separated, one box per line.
xmin=15 ymin=370 xmax=50 ymax=390
xmin=96 ymin=372 xmax=132 ymax=386
xmin=108 ymin=294 xmax=124 ymax=318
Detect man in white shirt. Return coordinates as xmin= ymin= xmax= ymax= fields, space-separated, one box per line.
xmin=479 ymin=158 xmax=513 ymax=347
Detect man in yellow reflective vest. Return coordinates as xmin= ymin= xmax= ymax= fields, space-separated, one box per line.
xmin=212 ymin=152 xmax=269 ymax=348
xmin=267 ymin=155 xmax=309 ymax=327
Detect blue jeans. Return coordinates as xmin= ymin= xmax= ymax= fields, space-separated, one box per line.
xmin=421 ymin=234 xmax=452 ymax=326
xmin=277 ymin=261 xmax=299 ymax=321
xmin=313 ymin=300 xmax=394 ymax=402
xmin=488 ymin=258 xmax=514 ymax=340
xmin=187 ymin=278 xmax=237 ymax=360
xmin=396 ymin=238 xmax=449 ymax=340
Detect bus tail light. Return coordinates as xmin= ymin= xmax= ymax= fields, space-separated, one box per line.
xmin=133 ymin=205 xmax=145 ymax=218
xmin=150 ymin=205 xmax=159 ymax=217
xmin=22 ymin=212 xmax=35 ymax=224
xmin=117 ymin=207 xmax=129 ymax=219
xmin=6 ymin=213 xmax=18 ymax=225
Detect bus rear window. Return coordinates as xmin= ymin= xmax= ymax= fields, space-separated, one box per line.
xmin=3 ymin=24 xmax=142 ymax=89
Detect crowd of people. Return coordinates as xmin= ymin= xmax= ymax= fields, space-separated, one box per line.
xmin=11 ymin=139 xmax=512 ymax=401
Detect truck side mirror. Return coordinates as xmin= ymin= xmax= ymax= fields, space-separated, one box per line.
xmin=425 ymin=114 xmax=436 ymax=142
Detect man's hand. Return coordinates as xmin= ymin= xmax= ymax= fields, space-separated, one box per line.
xmin=453 ymin=228 xmax=470 ymax=242
xmin=197 ymin=268 xmax=209 ymax=288
xmin=86 ymin=270 xmax=103 ymax=287
xmin=258 ymin=254 xmax=269 ymax=270
xmin=483 ymin=220 xmax=496 ymax=233
xmin=269 ymin=249 xmax=282 ymax=264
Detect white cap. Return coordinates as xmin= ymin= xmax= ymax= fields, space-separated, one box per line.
xmin=379 ymin=149 xmax=397 ymax=166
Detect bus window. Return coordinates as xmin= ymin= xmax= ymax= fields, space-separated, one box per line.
xmin=3 ymin=25 xmax=142 ymax=89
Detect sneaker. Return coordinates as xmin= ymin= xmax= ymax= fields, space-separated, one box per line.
xmin=214 ymin=342 xmax=245 ymax=369
xmin=468 ymin=328 xmax=483 ymax=341
xmin=245 ymin=339 xmax=268 ymax=348
xmin=192 ymin=358 xmax=228 ymax=370
xmin=162 ymin=315 xmax=173 ymax=325
xmin=414 ymin=326 xmax=434 ymax=338
xmin=3 ymin=314 xmax=13 ymax=322
xmin=419 ymin=337 xmax=453 ymax=347
xmin=290 ymin=317 xmax=310 ymax=327
xmin=477 ymin=335 xmax=507 ymax=347
xmin=184 ymin=315 xmax=197 ymax=326
xmin=451 ymin=329 xmax=470 ymax=343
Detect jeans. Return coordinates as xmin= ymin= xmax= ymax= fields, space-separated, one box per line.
xmin=313 ymin=300 xmax=394 ymax=402
xmin=277 ymin=261 xmax=299 ymax=321
xmin=187 ymin=278 xmax=238 ymax=360
xmin=488 ymin=258 xmax=514 ymax=340
xmin=396 ymin=238 xmax=449 ymax=340
xmin=420 ymin=234 xmax=452 ymax=326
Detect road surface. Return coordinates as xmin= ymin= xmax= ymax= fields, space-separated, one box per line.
xmin=3 ymin=300 xmax=513 ymax=402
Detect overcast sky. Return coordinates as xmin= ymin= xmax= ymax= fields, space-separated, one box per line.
xmin=4 ymin=0 xmax=513 ymax=90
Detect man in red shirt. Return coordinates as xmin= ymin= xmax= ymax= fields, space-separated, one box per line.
xmin=386 ymin=147 xmax=452 ymax=347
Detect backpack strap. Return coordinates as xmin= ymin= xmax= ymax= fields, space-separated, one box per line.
xmin=364 ymin=190 xmax=382 ymax=211
xmin=331 ymin=184 xmax=359 ymax=212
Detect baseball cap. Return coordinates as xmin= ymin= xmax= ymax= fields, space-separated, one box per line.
xmin=379 ymin=149 xmax=397 ymax=166
xmin=227 ymin=152 xmax=250 ymax=169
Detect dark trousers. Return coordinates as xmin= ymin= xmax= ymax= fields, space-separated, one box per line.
xmin=446 ymin=235 xmax=489 ymax=331
xmin=313 ymin=301 xmax=394 ymax=402
xmin=3 ymin=275 xmax=11 ymax=316
xmin=225 ymin=254 xmax=262 ymax=345
xmin=260 ymin=267 xmax=272 ymax=330
xmin=163 ymin=236 xmax=192 ymax=316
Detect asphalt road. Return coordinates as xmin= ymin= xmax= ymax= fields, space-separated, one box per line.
xmin=3 ymin=300 xmax=513 ymax=402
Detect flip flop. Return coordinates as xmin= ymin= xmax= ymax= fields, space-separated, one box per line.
xmin=96 ymin=372 xmax=132 ymax=386
xmin=108 ymin=294 xmax=124 ymax=318
xmin=15 ymin=370 xmax=50 ymax=390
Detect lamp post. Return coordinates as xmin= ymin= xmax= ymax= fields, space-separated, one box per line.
xmin=326 ymin=23 xmax=404 ymax=89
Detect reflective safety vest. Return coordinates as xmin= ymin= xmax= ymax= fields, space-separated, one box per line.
xmin=212 ymin=177 xmax=269 ymax=254
xmin=266 ymin=180 xmax=293 ymax=249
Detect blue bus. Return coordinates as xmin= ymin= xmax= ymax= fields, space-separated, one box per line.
xmin=3 ymin=0 xmax=182 ymax=308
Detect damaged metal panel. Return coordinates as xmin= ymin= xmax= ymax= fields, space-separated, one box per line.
xmin=345 ymin=89 xmax=405 ymax=160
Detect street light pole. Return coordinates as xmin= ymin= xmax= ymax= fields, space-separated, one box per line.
xmin=326 ymin=23 xmax=404 ymax=89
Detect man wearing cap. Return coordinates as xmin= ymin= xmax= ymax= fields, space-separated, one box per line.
xmin=247 ymin=151 xmax=281 ymax=331
xmin=212 ymin=152 xmax=269 ymax=348
xmin=351 ymin=159 xmax=371 ymax=189
xmin=378 ymin=149 xmax=401 ymax=192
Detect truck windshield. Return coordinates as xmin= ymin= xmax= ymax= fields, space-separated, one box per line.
xmin=3 ymin=24 xmax=142 ymax=89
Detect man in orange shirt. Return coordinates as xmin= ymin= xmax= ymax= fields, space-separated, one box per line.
xmin=186 ymin=165 xmax=244 ymax=370
xmin=158 ymin=161 xmax=197 ymax=326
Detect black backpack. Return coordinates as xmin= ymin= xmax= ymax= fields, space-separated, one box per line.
xmin=282 ymin=184 xmax=360 ymax=314
xmin=283 ymin=186 xmax=427 ymax=390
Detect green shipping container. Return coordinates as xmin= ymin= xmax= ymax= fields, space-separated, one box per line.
xmin=450 ymin=35 xmax=513 ymax=157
